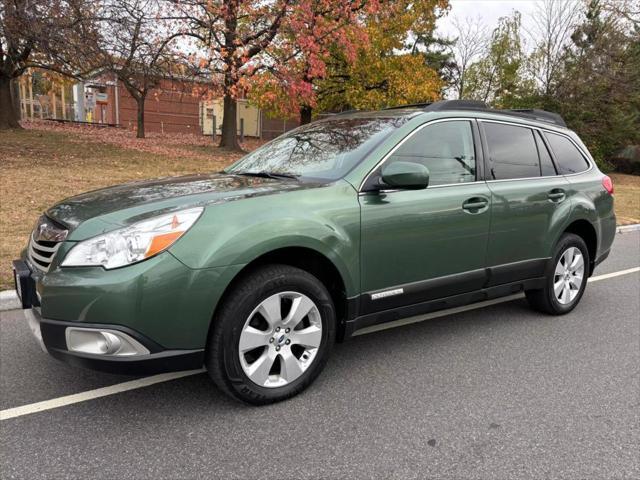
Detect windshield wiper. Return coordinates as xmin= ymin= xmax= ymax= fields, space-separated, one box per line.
xmin=234 ymin=171 xmax=300 ymax=180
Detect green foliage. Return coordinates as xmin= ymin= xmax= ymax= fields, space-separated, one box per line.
xmin=410 ymin=33 xmax=457 ymax=94
xmin=316 ymin=0 xmax=449 ymax=112
xmin=553 ymin=1 xmax=640 ymax=169
xmin=460 ymin=1 xmax=639 ymax=170
xmin=463 ymin=12 xmax=535 ymax=106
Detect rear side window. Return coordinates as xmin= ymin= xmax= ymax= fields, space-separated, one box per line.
xmin=483 ymin=123 xmax=539 ymax=179
xmin=544 ymin=132 xmax=590 ymax=174
xmin=386 ymin=120 xmax=476 ymax=185
xmin=535 ymin=131 xmax=557 ymax=176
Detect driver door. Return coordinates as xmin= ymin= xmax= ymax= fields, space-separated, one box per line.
xmin=359 ymin=119 xmax=491 ymax=315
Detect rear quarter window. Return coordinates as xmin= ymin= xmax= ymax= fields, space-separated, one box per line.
xmin=544 ymin=132 xmax=590 ymax=174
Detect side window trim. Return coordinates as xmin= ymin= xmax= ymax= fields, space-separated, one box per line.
xmin=359 ymin=117 xmax=482 ymax=192
xmin=477 ymin=119 xmax=492 ymax=180
xmin=471 ymin=119 xmax=485 ymax=181
xmin=533 ymin=129 xmax=558 ymax=176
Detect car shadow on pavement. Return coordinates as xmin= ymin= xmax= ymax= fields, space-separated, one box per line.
xmin=86 ymin=297 xmax=542 ymax=413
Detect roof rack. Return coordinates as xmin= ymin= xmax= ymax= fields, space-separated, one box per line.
xmin=382 ymin=102 xmax=434 ymax=110
xmin=505 ymin=108 xmax=566 ymax=127
xmin=424 ymin=100 xmax=488 ymax=112
xmin=383 ymin=100 xmax=567 ymax=127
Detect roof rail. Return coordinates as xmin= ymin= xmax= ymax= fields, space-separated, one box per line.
xmin=381 ymin=100 xmax=567 ymax=127
xmin=424 ymin=100 xmax=567 ymax=127
xmin=382 ymin=102 xmax=434 ymax=110
xmin=424 ymin=100 xmax=489 ymax=112
xmin=505 ymin=108 xmax=566 ymax=127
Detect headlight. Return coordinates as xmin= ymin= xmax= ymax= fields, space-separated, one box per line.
xmin=61 ymin=207 xmax=203 ymax=269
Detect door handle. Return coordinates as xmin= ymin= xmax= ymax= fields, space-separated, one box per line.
xmin=548 ymin=189 xmax=566 ymax=202
xmin=462 ymin=197 xmax=489 ymax=213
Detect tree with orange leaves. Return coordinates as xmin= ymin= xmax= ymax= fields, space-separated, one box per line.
xmin=318 ymin=0 xmax=450 ymax=113
xmin=173 ymin=0 xmax=292 ymax=151
xmin=250 ymin=0 xmax=449 ymax=123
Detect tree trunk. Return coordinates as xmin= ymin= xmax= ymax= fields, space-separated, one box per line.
xmin=219 ymin=93 xmax=241 ymax=150
xmin=219 ymin=3 xmax=242 ymax=152
xmin=0 ymin=76 xmax=22 ymax=129
xmin=300 ymin=105 xmax=313 ymax=125
xmin=136 ymin=95 xmax=146 ymax=139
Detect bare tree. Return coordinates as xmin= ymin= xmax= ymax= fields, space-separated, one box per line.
xmin=601 ymin=0 xmax=640 ymax=28
xmin=87 ymin=0 xmax=186 ymax=138
xmin=525 ymin=0 xmax=582 ymax=96
xmin=450 ymin=15 xmax=488 ymax=99
xmin=172 ymin=0 xmax=291 ymax=151
xmin=0 ymin=0 xmax=95 ymax=129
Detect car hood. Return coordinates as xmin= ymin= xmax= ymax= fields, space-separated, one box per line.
xmin=46 ymin=173 xmax=323 ymax=238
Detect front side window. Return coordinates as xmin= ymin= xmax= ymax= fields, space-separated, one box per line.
xmin=484 ymin=123 xmax=540 ymax=180
xmin=544 ymin=132 xmax=590 ymax=174
xmin=226 ymin=115 xmax=411 ymax=181
xmin=385 ymin=120 xmax=476 ymax=186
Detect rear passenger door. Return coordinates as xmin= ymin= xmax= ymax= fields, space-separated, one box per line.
xmin=480 ymin=121 xmax=571 ymax=285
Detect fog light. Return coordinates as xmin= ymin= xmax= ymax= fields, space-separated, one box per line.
xmin=65 ymin=328 xmax=150 ymax=356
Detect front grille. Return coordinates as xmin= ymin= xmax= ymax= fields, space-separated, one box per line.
xmin=28 ymin=234 xmax=62 ymax=272
xmin=27 ymin=216 xmax=68 ymax=272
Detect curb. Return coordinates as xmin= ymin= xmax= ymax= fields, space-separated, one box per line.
xmin=1 ymin=224 xmax=639 ymax=312
xmin=0 ymin=290 xmax=20 ymax=312
xmin=617 ymin=224 xmax=640 ymax=233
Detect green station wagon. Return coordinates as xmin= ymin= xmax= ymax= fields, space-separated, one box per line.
xmin=14 ymin=100 xmax=616 ymax=404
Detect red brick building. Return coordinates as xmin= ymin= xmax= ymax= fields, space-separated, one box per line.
xmin=76 ymin=73 xmax=299 ymax=138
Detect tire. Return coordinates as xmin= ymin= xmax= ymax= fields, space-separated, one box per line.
xmin=526 ymin=233 xmax=590 ymax=315
xmin=206 ymin=264 xmax=336 ymax=405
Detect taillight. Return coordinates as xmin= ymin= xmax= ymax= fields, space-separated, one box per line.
xmin=602 ymin=175 xmax=614 ymax=194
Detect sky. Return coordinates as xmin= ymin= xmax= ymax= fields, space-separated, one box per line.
xmin=436 ymin=0 xmax=541 ymax=38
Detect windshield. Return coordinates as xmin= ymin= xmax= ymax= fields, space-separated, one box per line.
xmin=226 ymin=115 xmax=411 ymax=180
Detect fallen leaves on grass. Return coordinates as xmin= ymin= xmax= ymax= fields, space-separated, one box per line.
xmin=0 ymin=122 xmax=265 ymax=289
xmin=610 ymin=173 xmax=640 ymax=225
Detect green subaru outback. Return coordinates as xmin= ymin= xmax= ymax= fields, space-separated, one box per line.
xmin=14 ymin=100 xmax=616 ymax=404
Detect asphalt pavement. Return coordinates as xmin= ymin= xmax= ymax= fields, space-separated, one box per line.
xmin=1 ymin=232 xmax=639 ymax=479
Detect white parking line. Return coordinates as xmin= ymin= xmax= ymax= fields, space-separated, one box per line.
xmin=588 ymin=266 xmax=640 ymax=282
xmin=0 ymin=369 xmax=205 ymax=421
xmin=1 ymin=266 xmax=638 ymax=421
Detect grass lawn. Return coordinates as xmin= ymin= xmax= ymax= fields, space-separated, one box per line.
xmin=0 ymin=122 xmax=638 ymax=290
xmin=0 ymin=122 xmax=258 ymax=290
xmin=610 ymin=173 xmax=640 ymax=226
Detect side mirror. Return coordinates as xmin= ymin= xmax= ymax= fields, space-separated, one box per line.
xmin=380 ymin=161 xmax=430 ymax=190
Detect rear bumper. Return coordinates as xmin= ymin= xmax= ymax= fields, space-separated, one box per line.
xmin=26 ymin=308 xmax=204 ymax=375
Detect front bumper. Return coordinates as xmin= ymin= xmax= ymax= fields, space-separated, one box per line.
xmin=17 ymin=251 xmax=242 ymax=350
xmin=25 ymin=308 xmax=205 ymax=375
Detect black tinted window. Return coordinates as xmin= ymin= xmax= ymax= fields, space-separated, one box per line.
xmin=484 ymin=123 xmax=539 ymax=179
xmin=535 ymin=131 xmax=557 ymax=176
xmin=545 ymin=132 xmax=590 ymax=174
xmin=386 ymin=121 xmax=476 ymax=186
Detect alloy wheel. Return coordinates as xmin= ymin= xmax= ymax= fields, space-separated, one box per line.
xmin=554 ymin=247 xmax=585 ymax=305
xmin=238 ymin=291 xmax=322 ymax=388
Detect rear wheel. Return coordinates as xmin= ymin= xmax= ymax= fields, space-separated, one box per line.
xmin=206 ymin=264 xmax=335 ymax=405
xmin=526 ymin=233 xmax=589 ymax=315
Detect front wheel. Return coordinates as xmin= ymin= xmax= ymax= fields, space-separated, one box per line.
xmin=526 ymin=233 xmax=589 ymax=315
xmin=206 ymin=264 xmax=336 ymax=405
